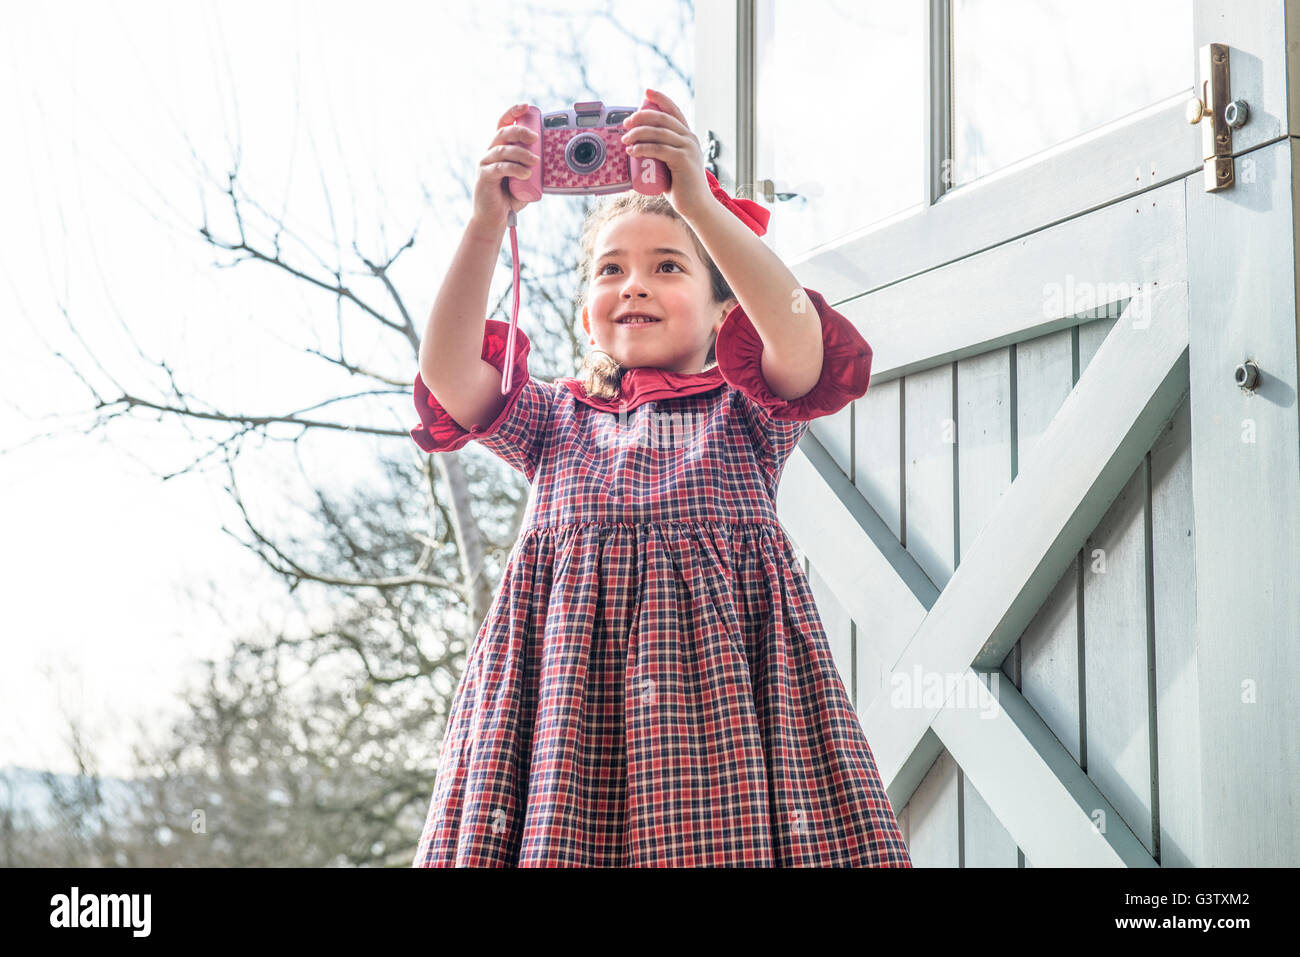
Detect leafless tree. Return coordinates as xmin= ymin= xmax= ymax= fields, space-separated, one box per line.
xmin=4 ymin=0 xmax=695 ymax=866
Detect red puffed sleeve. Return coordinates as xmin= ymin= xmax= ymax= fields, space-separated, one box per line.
xmin=411 ymin=319 xmax=555 ymax=482
xmin=715 ymin=287 xmax=871 ymax=474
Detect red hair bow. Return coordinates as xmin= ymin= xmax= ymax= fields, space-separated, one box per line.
xmin=704 ymin=169 xmax=770 ymax=237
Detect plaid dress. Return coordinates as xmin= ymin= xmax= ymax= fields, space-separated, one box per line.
xmin=409 ymin=288 xmax=911 ymax=867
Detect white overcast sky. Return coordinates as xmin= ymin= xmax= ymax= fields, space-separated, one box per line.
xmin=0 ymin=0 xmax=694 ymax=778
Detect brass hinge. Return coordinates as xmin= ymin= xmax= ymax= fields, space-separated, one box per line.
xmin=1186 ymin=42 xmax=1250 ymax=192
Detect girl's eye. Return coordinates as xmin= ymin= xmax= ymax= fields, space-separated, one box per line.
xmin=598 ymin=261 xmax=683 ymax=276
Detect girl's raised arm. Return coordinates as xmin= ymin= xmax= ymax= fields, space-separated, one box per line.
xmin=419 ymin=218 xmax=513 ymax=432
xmin=418 ymin=104 xmax=540 ymax=433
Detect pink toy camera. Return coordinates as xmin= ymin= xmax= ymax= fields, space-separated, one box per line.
xmin=506 ymin=97 xmax=670 ymax=201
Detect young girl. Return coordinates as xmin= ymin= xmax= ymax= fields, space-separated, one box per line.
xmin=410 ymin=90 xmax=911 ymax=867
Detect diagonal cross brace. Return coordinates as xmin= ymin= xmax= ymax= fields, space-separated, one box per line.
xmin=782 ymin=283 xmax=1189 ymax=865
xmin=865 ymin=282 xmax=1189 ymax=794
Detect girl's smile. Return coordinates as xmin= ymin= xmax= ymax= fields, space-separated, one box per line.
xmin=614 ymin=313 xmax=663 ymax=328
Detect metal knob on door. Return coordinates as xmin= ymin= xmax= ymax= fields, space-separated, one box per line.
xmin=1186 ymin=93 xmax=1249 ymax=129
xmin=755 ymin=175 xmax=824 ymax=204
xmin=1235 ymin=360 xmax=1260 ymax=391
xmin=757 ymin=178 xmax=801 ymax=203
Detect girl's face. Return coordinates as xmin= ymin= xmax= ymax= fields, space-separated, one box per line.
xmin=583 ymin=211 xmax=736 ymax=374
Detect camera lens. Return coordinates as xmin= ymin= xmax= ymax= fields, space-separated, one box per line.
xmin=565 ymin=132 xmax=605 ymax=174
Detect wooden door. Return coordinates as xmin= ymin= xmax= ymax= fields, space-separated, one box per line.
xmin=696 ymin=0 xmax=1300 ymax=866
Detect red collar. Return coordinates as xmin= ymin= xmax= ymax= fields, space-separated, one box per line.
xmin=557 ymin=364 xmax=726 ymax=413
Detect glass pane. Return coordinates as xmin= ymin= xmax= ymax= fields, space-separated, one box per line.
xmin=756 ymin=0 xmax=926 ymax=262
xmin=951 ymin=0 xmax=1193 ymax=187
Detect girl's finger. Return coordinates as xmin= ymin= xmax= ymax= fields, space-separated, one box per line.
xmin=622 ymin=127 xmax=688 ymax=149
xmin=624 ymin=108 xmax=684 ymax=134
xmin=491 ymin=143 xmax=540 ymax=164
xmin=488 ymin=160 xmax=533 ymax=179
xmin=626 ymin=142 xmax=673 ymax=160
xmin=644 ymin=89 xmax=688 ymax=127
xmin=492 ymin=124 xmax=539 ymax=148
xmin=496 ymin=104 xmax=538 ymax=133
xmin=496 ymin=103 xmax=530 ymax=128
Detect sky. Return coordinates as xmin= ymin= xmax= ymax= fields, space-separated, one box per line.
xmin=0 ymin=0 xmax=694 ymax=779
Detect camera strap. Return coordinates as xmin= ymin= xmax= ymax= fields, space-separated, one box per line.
xmin=500 ymin=209 xmax=522 ymax=395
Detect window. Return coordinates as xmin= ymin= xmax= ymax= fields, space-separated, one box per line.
xmin=950 ymin=0 xmax=1193 ymax=186
xmin=755 ymin=0 xmax=927 ymax=261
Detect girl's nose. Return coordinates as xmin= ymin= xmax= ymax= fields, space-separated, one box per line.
xmin=621 ymin=275 xmax=650 ymax=297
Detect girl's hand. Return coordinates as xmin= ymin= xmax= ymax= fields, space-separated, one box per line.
xmin=471 ymin=104 xmax=542 ymax=230
xmin=620 ymin=88 xmax=714 ymax=221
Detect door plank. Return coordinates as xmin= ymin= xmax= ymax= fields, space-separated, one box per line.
xmin=1149 ymin=395 xmax=1203 ymax=866
xmin=1185 ymin=137 xmax=1300 ymax=865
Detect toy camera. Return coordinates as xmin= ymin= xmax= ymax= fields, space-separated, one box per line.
xmin=506 ymin=97 xmax=670 ymax=201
